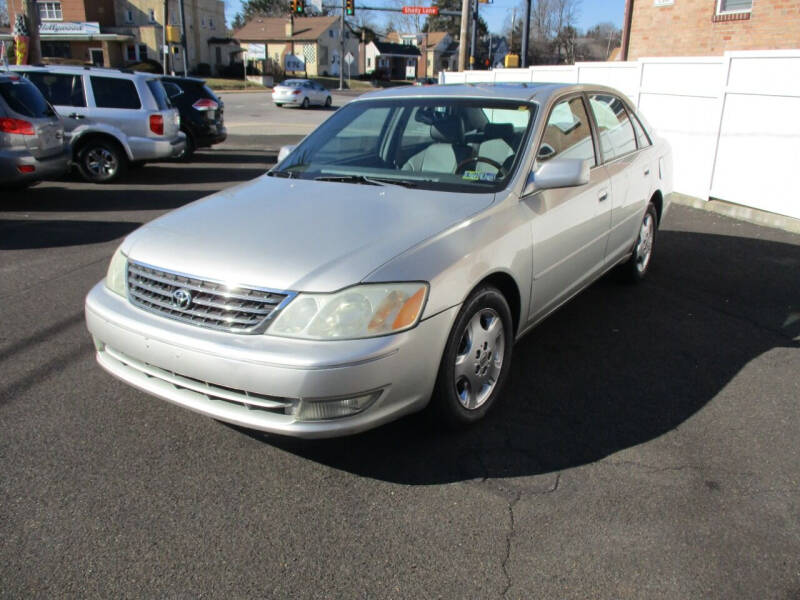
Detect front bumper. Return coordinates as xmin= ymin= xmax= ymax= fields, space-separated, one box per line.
xmin=127 ymin=132 xmax=187 ymax=161
xmin=85 ymin=282 xmax=457 ymax=438
xmin=0 ymin=146 xmax=70 ymax=184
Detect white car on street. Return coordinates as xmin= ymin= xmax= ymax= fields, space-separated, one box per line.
xmin=272 ymin=79 xmax=332 ymax=109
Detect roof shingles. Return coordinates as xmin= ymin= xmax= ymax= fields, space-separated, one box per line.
xmin=234 ymin=16 xmax=338 ymax=42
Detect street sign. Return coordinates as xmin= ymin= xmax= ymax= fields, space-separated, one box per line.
xmin=344 ymin=52 xmax=354 ymax=65
xmin=285 ymin=54 xmax=305 ymax=71
xmin=401 ymin=6 xmax=438 ymax=15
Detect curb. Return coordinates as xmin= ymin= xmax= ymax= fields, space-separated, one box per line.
xmin=670 ymin=193 xmax=800 ymax=235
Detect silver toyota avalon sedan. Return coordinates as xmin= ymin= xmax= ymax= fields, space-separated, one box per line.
xmin=85 ymin=83 xmax=673 ymax=438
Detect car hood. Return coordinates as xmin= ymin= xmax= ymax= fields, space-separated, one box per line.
xmin=123 ymin=176 xmax=495 ymax=292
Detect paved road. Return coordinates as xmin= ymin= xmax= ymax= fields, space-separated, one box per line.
xmin=1 ymin=146 xmax=799 ymax=598
xmin=218 ymin=90 xmax=358 ymax=140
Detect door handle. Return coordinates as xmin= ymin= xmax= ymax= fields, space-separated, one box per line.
xmin=644 ymin=168 xmax=650 ymax=176
xmin=68 ymin=113 xmax=85 ymax=119
xmin=598 ymin=190 xmax=609 ymax=202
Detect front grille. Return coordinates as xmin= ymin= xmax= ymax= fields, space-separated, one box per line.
xmin=127 ymin=260 xmax=291 ymax=333
xmin=104 ymin=345 xmax=294 ymax=415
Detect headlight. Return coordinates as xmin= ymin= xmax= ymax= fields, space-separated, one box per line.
xmin=267 ymin=282 xmax=428 ymax=340
xmin=105 ymin=246 xmax=128 ymax=297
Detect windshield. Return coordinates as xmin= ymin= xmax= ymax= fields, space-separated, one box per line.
xmin=280 ymin=80 xmax=307 ymax=87
xmin=272 ymin=98 xmax=535 ymax=193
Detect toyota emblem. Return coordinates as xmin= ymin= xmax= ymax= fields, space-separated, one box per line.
xmin=172 ymin=288 xmax=192 ymax=309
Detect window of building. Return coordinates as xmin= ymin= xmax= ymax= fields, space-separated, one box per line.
xmin=126 ymin=45 xmax=137 ymax=61
xmin=138 ymin=44 xmax=148 ymax=60
xmin=125 ymin=9 xmax=134 ymax=23
xmin=40 ymin=41 xmax=71 ymax=58
xmin=90 ymin=76 xmax=141 ymax=109
xmin=215 ymin=47 xmax=222 ymax=64
xmin=367 ymin=57 xmax=371 ymax=67
xmin=37 ymin=2 xmax=62 ymax=21
xmin=717 ymin=0 xmax=752 ymax=14
xmin=201 ymin=17 xmax=206 ymax=28
xmin=209 ymin=18 xmax=215 ymax=29
xmin=148 ymin=8 xmax=156 ymax=22
xmin=329 ymin=30 xmax=334 ymax=38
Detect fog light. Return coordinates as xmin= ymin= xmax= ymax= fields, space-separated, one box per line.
xmin=291 ymin=390 xmax=381 ymax=421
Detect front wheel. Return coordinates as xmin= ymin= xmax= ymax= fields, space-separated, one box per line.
xmin=620 ymin=202 xmax=657 ymax=282
xmin=430 ymin=286 xmax=514 ymax=428
xmin=77 ymin=139 xmax=127 ymax=183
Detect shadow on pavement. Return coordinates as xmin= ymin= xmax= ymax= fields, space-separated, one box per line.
xmin=188 ymin=151 xmax=278 ymax=165
xmin=249 ymin=230 xmax=800 ymax=484
xmin=119 ymin=164 xmax=266 ymax=186
xmin=0 ymin=219 xmax=141 ymax=250
xmin=0 ymin=187 xmax=214 ymax=212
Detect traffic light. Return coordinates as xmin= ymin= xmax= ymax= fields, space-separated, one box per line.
xmin=291 ymin=0 xmax=305 ymax=14
xmin=345 ymin=0 xmax=355 ymax=16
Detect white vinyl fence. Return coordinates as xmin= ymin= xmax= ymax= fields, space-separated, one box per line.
xmin=442 ymin=50 xmax=800 ymax=220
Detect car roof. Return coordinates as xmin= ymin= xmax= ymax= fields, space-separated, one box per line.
xmin=7 ymin=64 xmax=154 ymax=79
xmin=162 ymin=75 xmax=206 ymax=84
xmin=355 ymin=82 xmax=624 ymax=104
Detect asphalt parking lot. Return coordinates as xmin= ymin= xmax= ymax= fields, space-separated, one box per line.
xmin=1 ymin=144 xmax=799 ymax=598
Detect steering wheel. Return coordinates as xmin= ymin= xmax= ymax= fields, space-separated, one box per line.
xmin=455 ymin=156 xmax=507 ymax=178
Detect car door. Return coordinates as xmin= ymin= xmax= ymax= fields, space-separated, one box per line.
xmin=24 ymin=71 xmax=90 ymax=141
xmin=525 ymin=94 xmax=613 ymax=322
xmin=87 ymin=75 xmax=144 ymax=137
xmin=587 ymin=92 xmax=650 ymax=266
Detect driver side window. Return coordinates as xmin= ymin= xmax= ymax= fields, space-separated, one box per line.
xmin=538 ymin=97 xmax=596 ymax=166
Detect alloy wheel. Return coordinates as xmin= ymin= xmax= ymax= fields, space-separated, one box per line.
xmin=453 ymin=308 xmax=505 ymax=410
xmin=635 ymin=212 xmax=655 ymax=273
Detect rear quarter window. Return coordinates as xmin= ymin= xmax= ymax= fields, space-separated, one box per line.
xmin=146 ymin=79 xmax=172 ymax=110
xmin=0 ymin=79 xmax=55 ymax=118
xmin=90 ymin=76 xmax=142 ymax=109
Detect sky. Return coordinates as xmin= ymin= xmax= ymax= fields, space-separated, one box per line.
xmin=224 ymin=0 xmax=626 ymax=36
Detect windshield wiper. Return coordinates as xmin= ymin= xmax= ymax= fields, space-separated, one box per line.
xmin=314 ymin=174 xmax=382 ymax=186
xmin=314 ymin=174 xmax=418 ymax=188
xmin=268 ymin=170 xmax=295 ymax=178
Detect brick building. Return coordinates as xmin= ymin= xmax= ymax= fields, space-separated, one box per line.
xmin=1 ymin=0 xmax=225 ymax=71
xmin=620 ymin=0 xmax=800 ymax=60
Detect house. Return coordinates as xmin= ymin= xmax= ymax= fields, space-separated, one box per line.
xmin=234 ymin=16 xmax=360 ymax=77
xmin=486 ymin=35 xmax=508 ymax=69
xmin=384 ymin=31 xmax=456 ymax=78
xmin=620 ymin=0 xmax=800 ymax=61
xmin=365 ymin=40 xmax=420 ymax=80
xmin=0 ymin=0 xmax=226 ymax=72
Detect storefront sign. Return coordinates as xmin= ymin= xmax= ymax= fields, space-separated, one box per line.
xmin=39 ymin=22 xmax=101 ymax=35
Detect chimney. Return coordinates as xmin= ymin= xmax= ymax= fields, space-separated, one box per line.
xmin=285 ymin=18 xmax=293 ymax=39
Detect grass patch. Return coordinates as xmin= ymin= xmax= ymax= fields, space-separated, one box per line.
xmin=205 ymin=77 xmax=266 ymax=91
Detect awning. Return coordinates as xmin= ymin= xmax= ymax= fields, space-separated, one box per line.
xmin=0 ymin=33 xmax=134 ymax=42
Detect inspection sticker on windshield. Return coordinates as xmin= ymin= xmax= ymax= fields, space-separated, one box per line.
xmin=462 ymin=170 xmax=480 ymax=181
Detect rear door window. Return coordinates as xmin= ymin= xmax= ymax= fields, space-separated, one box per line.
xmin=630 ymin=113 xmax=652 ymax=148
xmin=25 ymin=72 xmax=85 ymax=107
xmin=0 ymin=78 xmax=55 ymax=118
xmin=90 ymin=76 xmax=141 ymax=109
xmin=588 ymin=93 xmax=637 ymax=162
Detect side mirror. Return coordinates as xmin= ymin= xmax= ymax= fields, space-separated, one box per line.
xmin=277 ymin=144 xmax=296 ymax=164
xmin=523 ymin=157 xmax=591 ymax=195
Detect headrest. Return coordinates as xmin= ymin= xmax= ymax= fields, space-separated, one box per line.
xmin=483 ymin=123 xmax=514 ymax=143
xmin=430 ymin=117 xmax=463 ymax=143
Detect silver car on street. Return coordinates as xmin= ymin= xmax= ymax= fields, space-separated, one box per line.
xmin=86 ymin=83 xmax=673 ymax=438
xmin=272 ymin=79 xmax=333 ymax=108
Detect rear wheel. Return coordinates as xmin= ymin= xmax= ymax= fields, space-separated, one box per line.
xmin=325 ymin=95 xmax=332 ymax=108
xmin=430 ymin=286 xmax=513 ymax=428
xmin=77 ymin=138 xmax=127 ymax=183
xmin=275 ymin=103 xmax=283 ymax=107
xmin=301 ymin=97 xmax=309 ymax=109
xmin=176 ymin=130 xmax=195 ymax=161
xmin=620 ymin=202 xmax=657 ymax=282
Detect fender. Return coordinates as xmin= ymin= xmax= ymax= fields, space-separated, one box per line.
xmin=69 ymin=122 xmax=134 ymax=161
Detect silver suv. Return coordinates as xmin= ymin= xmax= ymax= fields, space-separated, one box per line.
xmin=0 ymin=73 xmax=70 ymax=188
xmin=12 ymin=65 xmax=185 ymax=182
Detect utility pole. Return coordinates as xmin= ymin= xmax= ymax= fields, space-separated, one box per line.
xmin=521 ymin=0 xmax=530 ymax=67
xmin=469 ymin=0 xmax=477 ymax=70
xmin=162 ymin=0 xmax=168 ymax=74
xmin=458 ymin=0 xmax=469 ymax=71
xmin=23 ymin=0 xmax=41 ymax=64
xmin=178 ymin=0 xmax=188 ymax=76
xmin=509 ymin=7 xmax=515 ymax=52
xmin=338 ymin=0 xmax=345 ymax=89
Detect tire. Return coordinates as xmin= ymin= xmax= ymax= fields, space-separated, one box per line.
xmin=76 ymin=138 xmax=127 ymax=183
xmin=275 ymin=103 xmax=283 ymax=107
xmin=620 ymin=202 xmax=658 ymax=282
xmin=176 ymin=130 xmax=195 ymax=162
xmin=301 ymin=97 xmax=309 ymax=109
xmin=430 ymin=286 xmax=514 ymax=428
xmin=325 ymin=95 xmax=332 ymax=108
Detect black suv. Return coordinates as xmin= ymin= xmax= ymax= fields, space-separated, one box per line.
xmin=161 ymin=76 xmax=227 ymax=159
